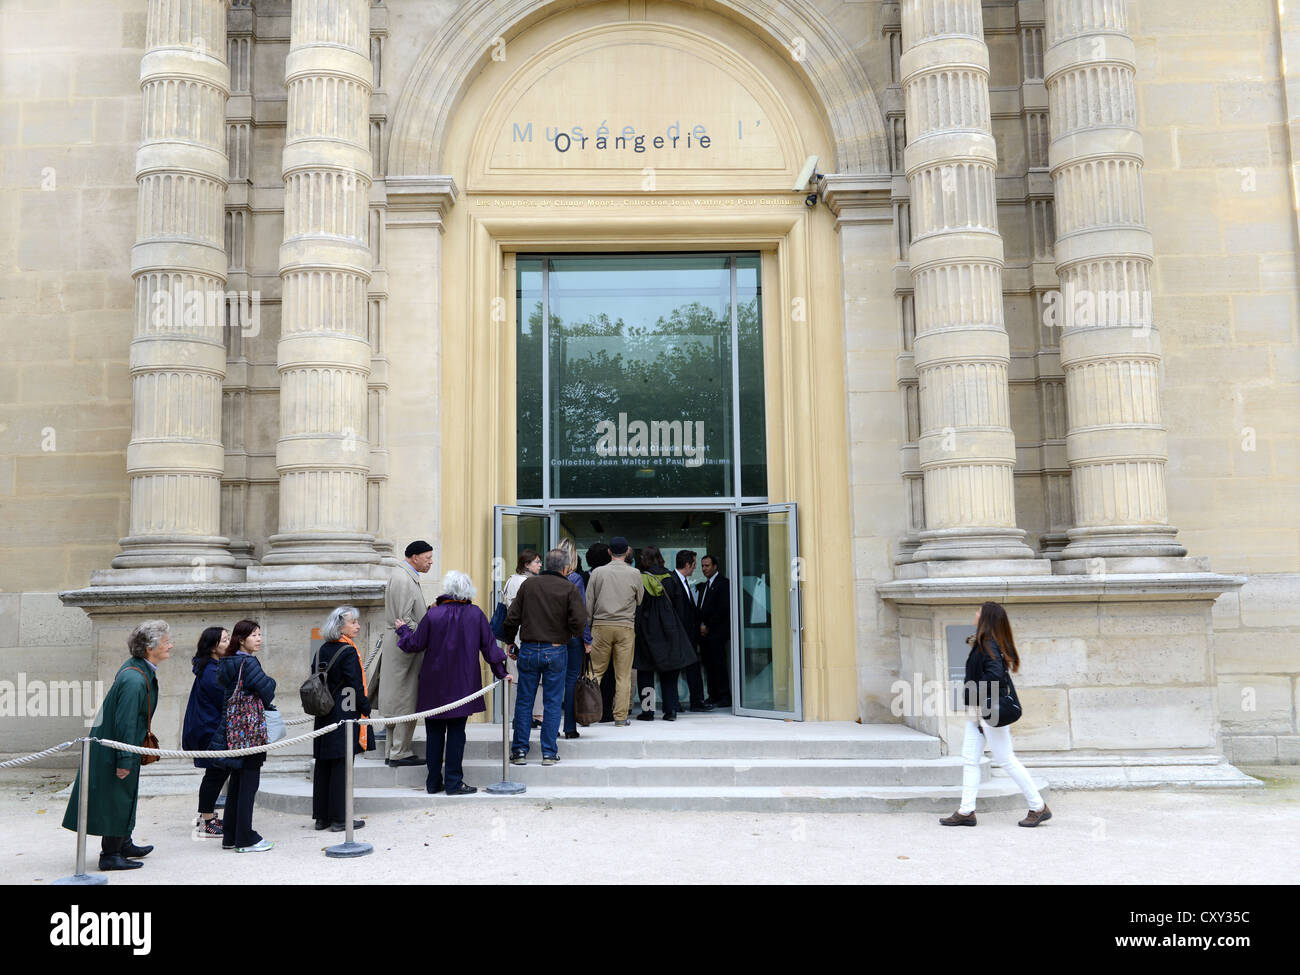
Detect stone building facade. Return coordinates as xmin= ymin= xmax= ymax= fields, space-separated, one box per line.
xmin=2 ymin=0 xmax=1297 ymax=767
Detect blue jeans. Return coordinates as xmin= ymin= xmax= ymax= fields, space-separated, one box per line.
xmin=562 ymin=637 xmax=584 ymax=734
xmin=512 ymin=642 xmax=566 ymax=758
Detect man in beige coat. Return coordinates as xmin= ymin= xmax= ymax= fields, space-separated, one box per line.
xmin=381 ymin=540 xmax=432 ymax=766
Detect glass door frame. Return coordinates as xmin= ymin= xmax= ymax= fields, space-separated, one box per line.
xmin=491 ymin=505 xmax=557 ymax=723
xmin=505 ymin=500 xmax=803 ymax=721
xmin=727 ymin=502 xmax=803 ymax=721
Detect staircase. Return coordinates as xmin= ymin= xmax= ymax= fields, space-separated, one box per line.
xmin=255 ymin=715 xmax=1050 ymax=814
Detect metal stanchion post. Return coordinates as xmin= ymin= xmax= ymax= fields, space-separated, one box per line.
xmin=54 ymin=738 xmax=107 ymax=885
xmin=326 ymin=720 xmax=373 ymax=858
xmin=486 ymin=679 xmax=525 ymax=795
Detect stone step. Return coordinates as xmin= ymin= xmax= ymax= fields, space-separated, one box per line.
xmin=255 ymin=775 xmax=1048 ymax=814
xmin=353 ymin=756 xmax=988 ymax=788
xmin=366 ymin=723 xmax=942 ymax=761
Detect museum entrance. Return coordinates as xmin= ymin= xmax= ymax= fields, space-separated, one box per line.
xmin=498 ymin=250 xmax=801 ymax=719
xmin=494 ymin=504 xmax=801 ymax=720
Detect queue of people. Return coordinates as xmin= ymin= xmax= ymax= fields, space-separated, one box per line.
xmin=58 ymin=562 xmax=1050 ymax=867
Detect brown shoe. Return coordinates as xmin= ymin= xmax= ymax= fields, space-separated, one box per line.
xmin=939 ymin=810 xmax=977 ymax=826
xmin=1019 ymin=804 xmax=1052 ymax=827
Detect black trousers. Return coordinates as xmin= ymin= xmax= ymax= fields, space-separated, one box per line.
xmin=599 ymin=666 xmax=616 ymax=722
xmin=701 ymin=633 xmax=731 ymax=704
xmin=682 ymin=658 xmax=707 ymax=706
xmin=312 ymin=756 xmax=347 ymax=825
xmin=222 ymin=756 xmax=264 ymax=848
xmin=637 ymin=668 xmax=680 ymax=715
xmin=197 ymin=766 xmax=230 ymax=814
xmin=424 ymin=716 xmax=468 ymax=793
xmin=100 ymin=835 xmax=124 ymax=855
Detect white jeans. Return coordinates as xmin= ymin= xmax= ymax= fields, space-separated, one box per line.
xmin=958 ymin=717 xmax=1044 ymax=814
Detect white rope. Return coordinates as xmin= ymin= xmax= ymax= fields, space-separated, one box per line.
xmin=94 ymin=723 xmax=342 ymax=760
xmin=361 ymin=680 xmax=502 ymax=727
xmin=87 ymin=680 xmax=503 ymax=759
xmin=0 ymin=738 xmax=84 ymax=768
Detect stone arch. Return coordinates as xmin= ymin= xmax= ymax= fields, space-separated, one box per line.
xmin=388 ymin=0 xmax=889 ymax=178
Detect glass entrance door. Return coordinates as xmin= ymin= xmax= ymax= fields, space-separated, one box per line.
xmin=728 ymin=504 xmax=802 ymax=719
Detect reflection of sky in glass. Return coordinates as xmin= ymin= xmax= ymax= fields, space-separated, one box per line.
xmin=550 ymin=257 xmax=729 ymax=331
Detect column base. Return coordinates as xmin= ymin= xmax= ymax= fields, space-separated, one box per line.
xmin=91 ymin=565 xmax=247 ymax=586
xmin=247 ymin=562 xmax=391 ymax=583
xmin=1052 ymin=555 xmax=1211 ymax=577
xmin=260 ymin=532 xmax=383 ymax=567
xmin=894 ymin=557 xmax=1053 ymax=580
xmin=110 ymin=535 xmax=237 ymax=571
xmin=1058 ymin=525 xmax=1187 ymax=560
xmin=912 ymin=527 xmax=1037 ymax=562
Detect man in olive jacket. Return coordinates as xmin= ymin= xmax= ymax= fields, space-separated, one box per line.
xmin=63 ymin=620 xmax=171 ymax=871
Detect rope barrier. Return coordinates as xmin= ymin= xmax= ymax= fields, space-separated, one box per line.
xmin=3 ymin=679 xmax=504 ymax=767
xmin=81 ymin=680 xmax=503 ymax=760
xmin=0 ymin=738 xmax=84 ymax=769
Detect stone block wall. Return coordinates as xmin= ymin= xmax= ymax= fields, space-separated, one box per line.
xmin=0 ymin=0 xmax=142 ymax=754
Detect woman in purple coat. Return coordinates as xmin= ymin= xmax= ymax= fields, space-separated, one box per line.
xmin=395 ymin=570 xmax=510 ymax=795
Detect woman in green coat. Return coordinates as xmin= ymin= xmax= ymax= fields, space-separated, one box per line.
xmin=62 ymin=619 xmax=172 ymax=871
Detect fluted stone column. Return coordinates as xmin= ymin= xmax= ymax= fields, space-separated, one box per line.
xmin=900 ymin=0 xmax=1034 ymax=561
xmin=263 ymin=0 xmax=379 ymax=567
xmin=1044 ymin=0 xmax=1186 ymax=560
xmin=113 ymin=0 xmax=236 ymax=576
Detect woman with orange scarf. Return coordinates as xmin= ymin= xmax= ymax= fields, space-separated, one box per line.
xmin=310 ymin=605 xmax=373 ymax=832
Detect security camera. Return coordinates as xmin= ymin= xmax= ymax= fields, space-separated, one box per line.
xmin=793 ymin=155 xmax=820 ymax=192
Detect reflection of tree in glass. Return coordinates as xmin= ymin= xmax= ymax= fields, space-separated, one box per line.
xmin=553 ymin=301 xmax=733 ymax=496
xmin=520 ymin=286 xmax=765 ymax=500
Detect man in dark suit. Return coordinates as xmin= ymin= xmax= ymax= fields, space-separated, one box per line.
xmin=664 ymin=549 xmax=713 ymax=713
xmin=695 ymin=553 xmax=731 ymax=708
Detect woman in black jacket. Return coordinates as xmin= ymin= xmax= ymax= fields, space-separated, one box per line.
xmin=633 ymin=545 xmax=698 ymax=721
xmin=216 ymin=619 xmax=277 ymax=851
xmin=940 ymin=602 xmax=1050 ymax=828
xmin=182 ymin=626 xmax=230 ymax=839
xmin=312 ymin=605 xmax=370 ymax=832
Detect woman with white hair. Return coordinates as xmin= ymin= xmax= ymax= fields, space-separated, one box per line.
xmin=395 ymin=570 xmax=510 ymax=795
xmin=310 ymin=605 xmax=371 ymax=831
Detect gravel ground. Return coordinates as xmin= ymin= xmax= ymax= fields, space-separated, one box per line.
xmin=3 ymin=768 xmax=1297 ymax=885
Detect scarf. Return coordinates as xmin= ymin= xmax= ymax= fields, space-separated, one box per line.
xmin=339 ymin=633 xmax=367 ymax=750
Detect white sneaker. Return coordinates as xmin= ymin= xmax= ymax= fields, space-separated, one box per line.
xmin=236 ymin=838 xmax=275 ymax=853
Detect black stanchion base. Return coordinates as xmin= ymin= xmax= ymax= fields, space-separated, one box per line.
xmin=325 ymin=841 xmax=373 ymax=858
xmin=485 ymin=781 xmax=526 ymax=795
xmin=52 ymin=873 xmax=108 ymax=886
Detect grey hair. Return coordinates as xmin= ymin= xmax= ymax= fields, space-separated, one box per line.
xmin=441 ymin=570 xmax=476 ymax=601
xmin=545 ymin=547 xmax=569 ymax=574
xmin=128 ymin=620 xmax=170 ymax=659
xmin=322 ymin=605 xmax=360 ymax=642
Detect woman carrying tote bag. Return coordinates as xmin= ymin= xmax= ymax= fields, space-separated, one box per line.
xmin=216 ymin=619 xmax=277 ymax=852
xmin=940 ymin=601 xmax=1051 ymax=828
